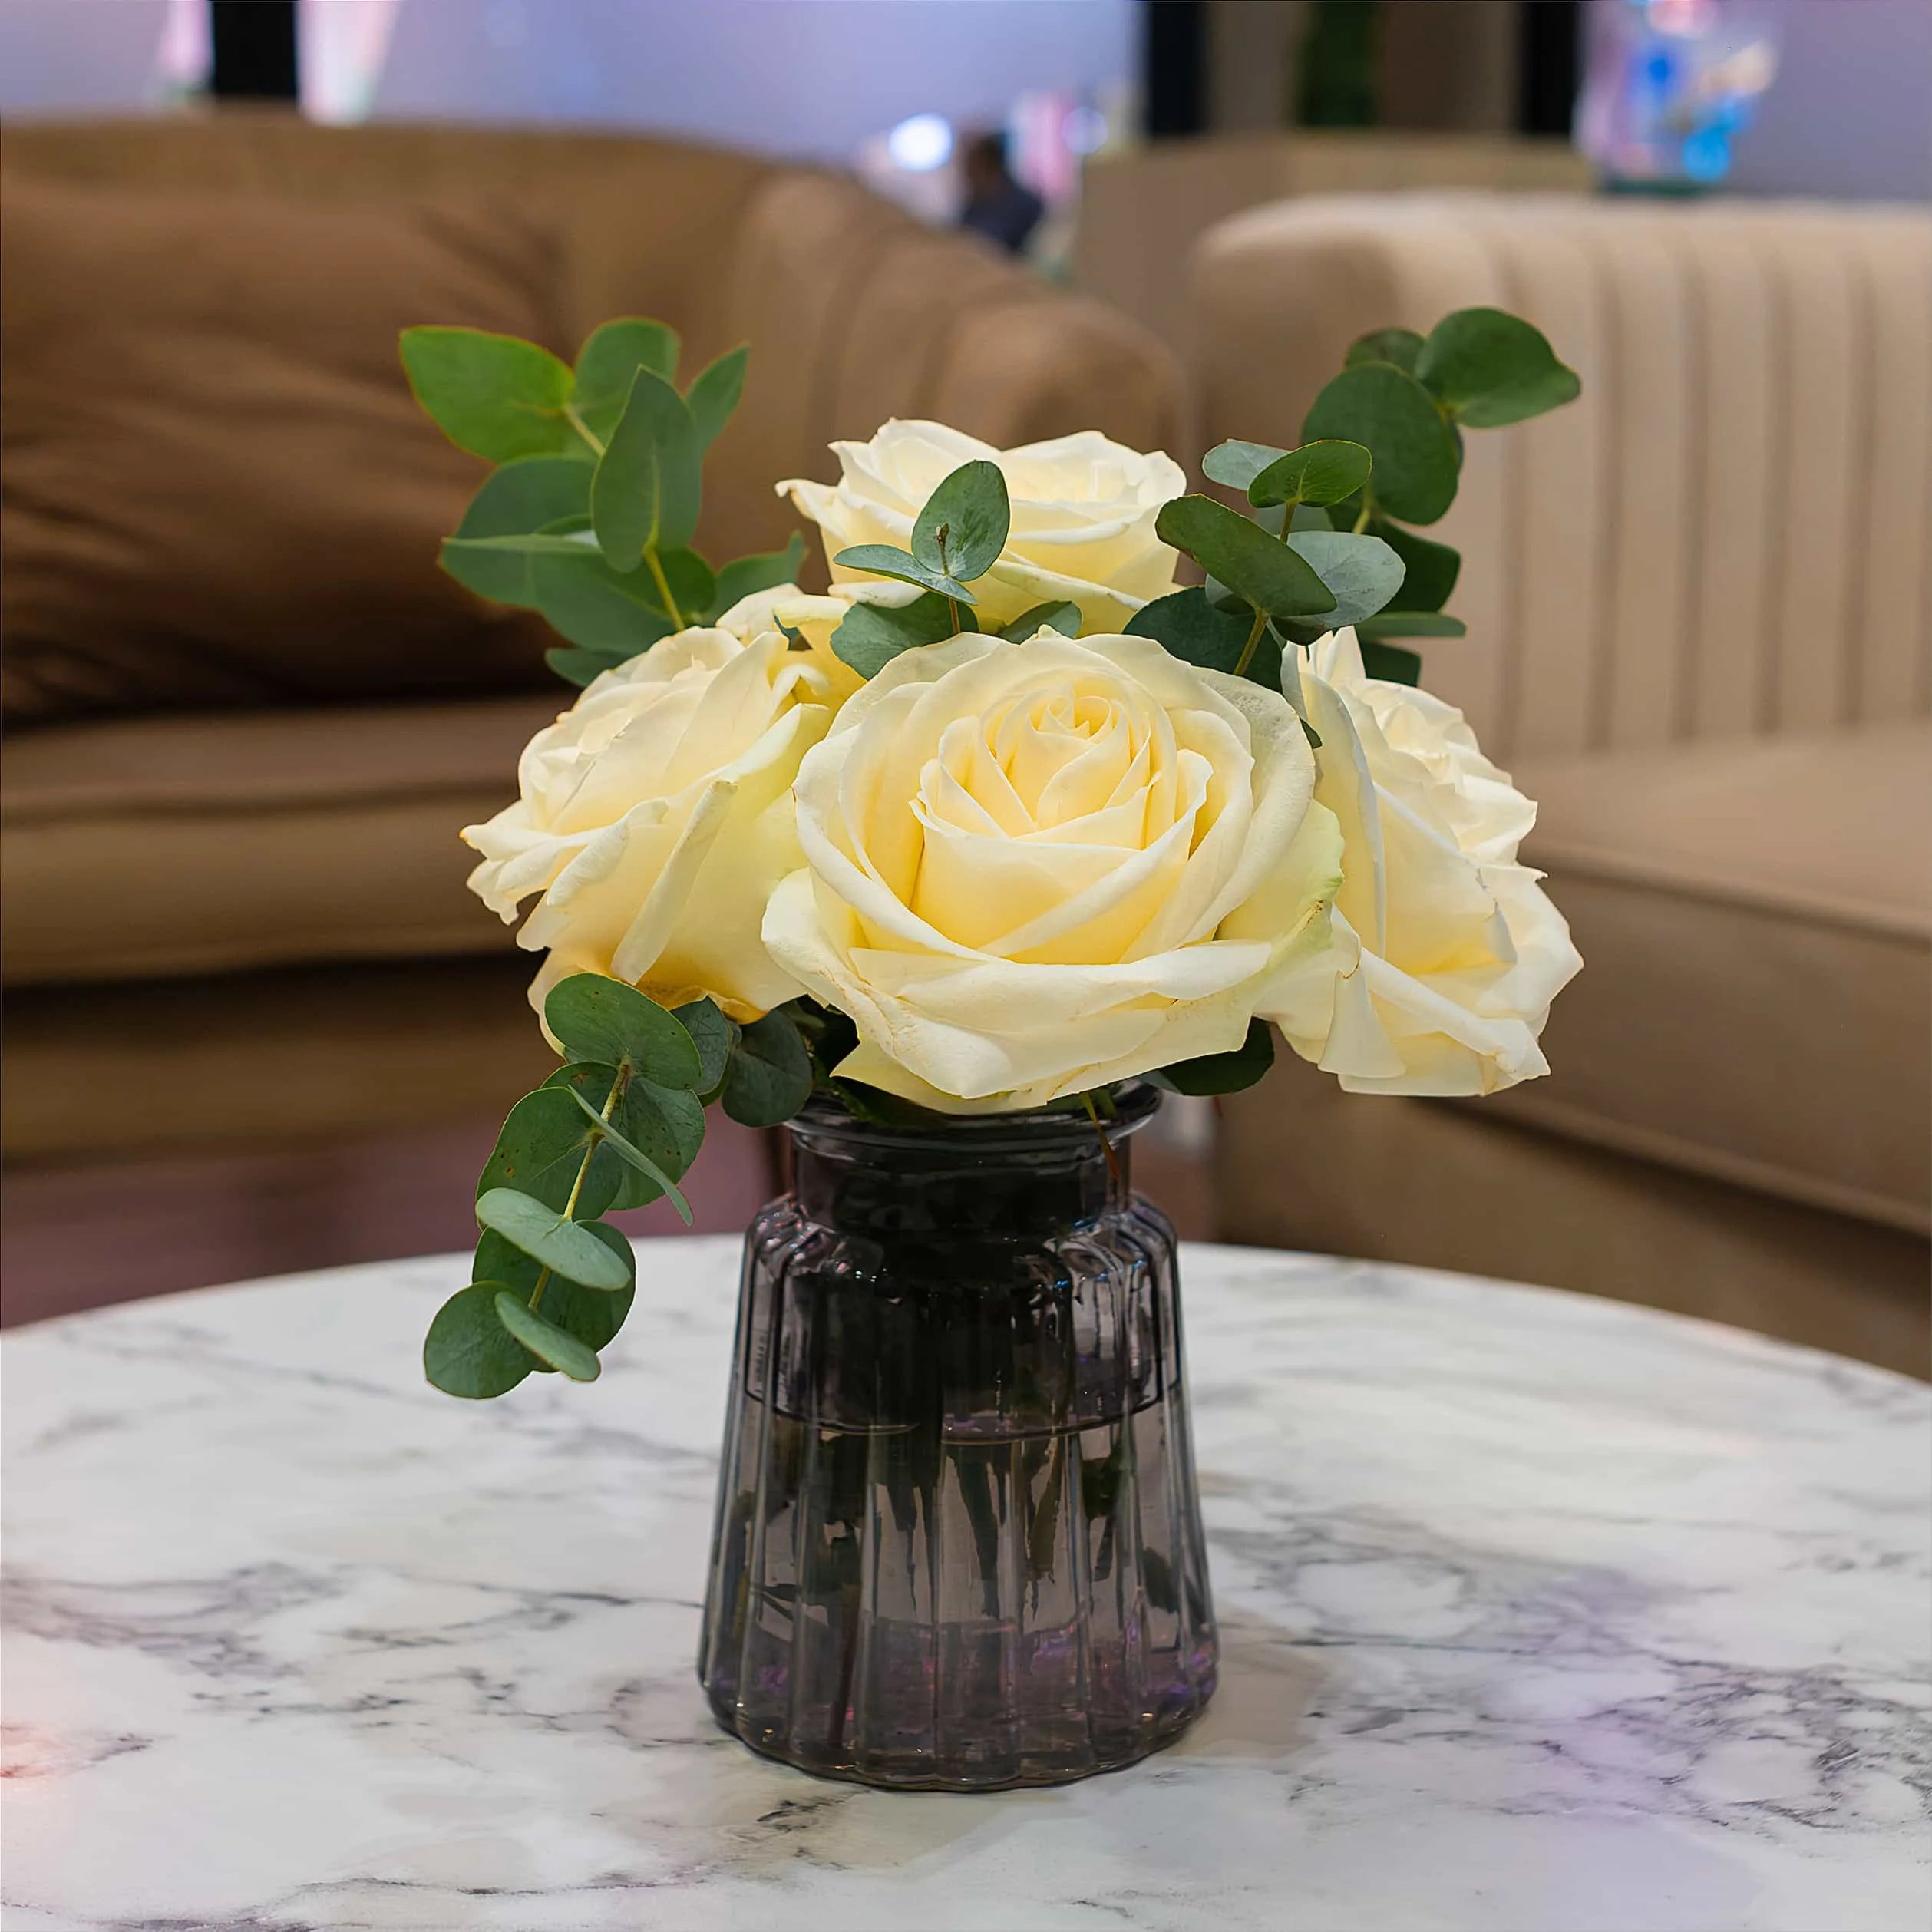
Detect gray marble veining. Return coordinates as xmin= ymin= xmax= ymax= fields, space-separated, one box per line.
xmin=3 ymin=1239 xmax=1927 ymax=1930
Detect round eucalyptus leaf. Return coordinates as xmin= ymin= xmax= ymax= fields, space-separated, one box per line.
xmin=591 ymin=369 xmax=701 ymax=570
xmin=1154 ymin=495 xmax=1336 ymax=620
xmin=672 ymin=999 xmax=740 ymax=1094
xmin=834 ymin=543 xmax=975 ymax=603
xmin=1302 ymin=364 xmax=1460 ymax=527
xmin=442 ymin=459 xmax=593 ymax=607
xmin=713 ymin=533 xmax=807 ymax=618
xmin=543 ymin=1065 xmax=705 ymax=1213
xmin=424 ymin=1283 xmax=535 ymax=1399
xmin=476 ymin=1188 xmax=633 ymax=1291
xmin=1346 ymin=326 xmax=1425 ymax=375
xmin=1201 ymin=439 xmax=1290 ymax=491
xmin=1371 ymin=517 xmax=1461 ymax=613
xmin=543 ymin=975 xmax=703 ymax=1089
xmin=474 ymin=1229 xmax=634 ymax=1357
xmin=1154 ymin=1018 xmax=1276 ymax=1098
xmin=530 ymin=550 xmax=678 ymax=655
xmin=477 ymin=1086 xmax=622 ymax=1219
xmin=831 ymin=590 xmax=966 ymax=679
xmin=1282 ymin=532 xmax=1404 ymax=630
xmin=1247 ymin=441 xmax=1374 ymax=510
xmin=722 ymin=1011 xmax=814 ymax=1128
xmin=999 ymin=601 xmax=1082 ymax=642
xmin=1123 ymin=587 xmax=1255 ymax=675
xmin=1415 ymin=309 xmax=1580 ymax=429
xmin=911 ymin=460 xmax=1010 ymax=583
xmin=495 ymin=1291 xmax=602 ymax=1382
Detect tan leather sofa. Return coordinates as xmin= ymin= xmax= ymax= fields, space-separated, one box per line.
xmin=1193 ymin=194 xmax=1931 ymax=1375
xmin=2 ymin=117 xmax=1181 ymax=1198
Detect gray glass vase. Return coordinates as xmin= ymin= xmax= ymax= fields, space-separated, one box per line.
xmin=696 ymin=1085 xmax=1217 ymax=1789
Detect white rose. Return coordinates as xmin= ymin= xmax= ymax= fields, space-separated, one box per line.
xmin=762 ymin=629 xmax=1344 ymax=1111
xmin=463 ymin=624 xmax=837 ymax=1023
xmin=1263 ymin=628 xmax=1581 ymax=1095
xmin=778 ymin=421 xmax=1187 ymax=634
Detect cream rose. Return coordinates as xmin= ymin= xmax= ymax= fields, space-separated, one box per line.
xmin=463 ymin=623 xmax=837 ymax=1023
xmin=1264 ymin=628 xmax=1581 ymax=1095
xmin=778 ymin=421 xmax=1187 ymax=634
xmin=762 ymin=629 xmax=1344 ymax=1111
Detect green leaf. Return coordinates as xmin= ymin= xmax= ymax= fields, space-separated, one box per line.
xmin=1359 ymin=639 xmax=1425 ymax=684
xmin=1247 ymin=440 xmax=1374 ymax=510
xmin=673 ymin=999 xmax=740 ymax=1092
xmin=1154 ymin=496 xmax=1336 ymax=620
xmin=543 ymin=974 xmax=703 ymax=1088
xmin=999 ymin=601 xmax=1082 ymax=642
xmin=399 ymin=326 xmax=578 ymax=464
xmin=441 ymin=458 xmax=593 ymax=606
xmin=714 ymin=533 xmax=807 ymax=616
xmin=561 ymin=1082 xmax=692 ymax=1227
xmin=1282 ymin=531 xmax=1404 ymax=630
xmin=1346 ymin=326 xmax=1425 ymax=375
xmin=1124 ymin=586 xmax=1257 ymax=675
xmin=1302 ymin=363 xmax=1461 ymax=526
xmin=1155 ymin=1018 xmax=1276 ymax=1096
xmin=1414 ymin=308 xmax=1580 ymax=428
xmin=1372 ymin=517 xmax=1461 ymax=613
xmin=475 ymin=1227 xmax=634 ymax=1361
xmin=476 ymin=1188 xmax=633 ymax=1290
xmin=684 ymin=345 xmax=749 ymax=452
xmin=543 ymin=1063 xmax=705 ymax=1211
xmin=424 ymin=1283 xmax=537 ymax=1398
xmin=833 ymin=542 xmax=975 ymax=604
xmin=653 ymin=547 xmax=716 ymax=625
xmin=831 ymin=590 xmax=966 ymax=679
xmin=572 ymin=318 xmax=680 ymax=441
xmin=1357 ymin=610 xmax=1465 ymax=639
xmin=494 ymin=1290 xmax=602 ymax=1381
xmin=441 ymin=528 xmax=601 ymax=558
xmin=477 ymin=1087 xmax=623 ymax=1218
xmin=912 ymin=459 xmax=1010 ymax=584
xmin=530 ymin=550 xmax=679 ymax=656
xmin=545 ymin=645 xmax=636 ymax=688
xmin=591 ymin=369 xmax=701 ymax=570
xmin=722 ymin=1010 xmax=814 ymax=1128
xmin=1200 ymin=439 xmax=1290 ymax=491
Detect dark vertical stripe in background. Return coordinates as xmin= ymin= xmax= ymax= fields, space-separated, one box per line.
xmin=210 ymin=0 xmax=299 ymax=101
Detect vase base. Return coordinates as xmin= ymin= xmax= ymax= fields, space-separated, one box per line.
xmin=705 ymin=1672 xmax=1217 ymax=1792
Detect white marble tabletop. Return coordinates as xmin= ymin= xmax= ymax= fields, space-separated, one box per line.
xmin=4 ymin=1238 xmax=1927 ymax=1932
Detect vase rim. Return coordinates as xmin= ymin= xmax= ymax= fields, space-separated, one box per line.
xmin=790 ymin=1081 xmax=1161 ymax=1152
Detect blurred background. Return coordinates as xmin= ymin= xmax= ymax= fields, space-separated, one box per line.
xmin=2 ymin=1 xmax=1927 ymax=1373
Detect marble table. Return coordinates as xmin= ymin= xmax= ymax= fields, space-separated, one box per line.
xmin=4 ymin=1239 xmax=1928 ymax=1931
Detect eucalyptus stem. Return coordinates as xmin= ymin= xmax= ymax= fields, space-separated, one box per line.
xmin=531 ymin=1065 xmax=631 ymax=1316
xmin=564 ymin=403 xmax=606 ymax=458
xmin=1234 ymin=607 xmax=1269 ymax=679
xmin=645 ymin=547 xmax=685 ymax=629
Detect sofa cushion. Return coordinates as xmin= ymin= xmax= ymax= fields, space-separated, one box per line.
xmin=0 ymin=173 xmax=566 ymax=724
xmin=1 ymin=695 xmax=563 ymax=986
xmin=1503 ymin=722 xmax=1930 ymax=1234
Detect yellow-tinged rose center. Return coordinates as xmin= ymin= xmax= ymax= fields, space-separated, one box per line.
xmin=860 ymin=665 xmax=1227 ymax=967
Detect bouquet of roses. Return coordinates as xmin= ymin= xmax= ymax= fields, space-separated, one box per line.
xmin=398 ymin=309 xmax=1582 ymax=1397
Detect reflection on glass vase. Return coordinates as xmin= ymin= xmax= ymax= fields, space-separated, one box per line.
xmin=697 ymin=1085 xmax=1217 ymax=1790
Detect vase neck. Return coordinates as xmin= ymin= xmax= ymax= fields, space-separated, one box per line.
xmin=787 ymin=1090 xmax=1159 ymax=1239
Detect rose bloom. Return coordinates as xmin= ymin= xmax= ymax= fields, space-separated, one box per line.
xmin=463 ymin=616 xmax=840 ymax=1024
xmin=762 ymin=629 xmax=1343 ymax=1111
xmin=1266 ymin=627 xmax=1581 ymax=1095
xmin=778 ymin=421 xmax=1186 ymax=634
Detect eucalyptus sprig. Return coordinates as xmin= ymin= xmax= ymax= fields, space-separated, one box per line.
xmin=1134 ymin=305 xmax=1578 ymax=687
xmin=422 ymin=973 xmax=813 ymax=1397
xmin=401 ymin=319 xmax=804 ymax=688
xmin=824 ymin=461 xmax=1082 ymax=677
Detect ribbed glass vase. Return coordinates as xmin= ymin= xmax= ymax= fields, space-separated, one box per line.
xmin=696 ymin=1085 xmax=1217 ymax=1790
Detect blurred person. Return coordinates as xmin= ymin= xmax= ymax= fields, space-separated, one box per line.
xmin=959 ymin=130 xmax=1043 ymax=256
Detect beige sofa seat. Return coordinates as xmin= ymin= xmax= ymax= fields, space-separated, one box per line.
xmin=3 ymin=695 xmax=560 ymax=989
xmin=1505 ymin=722 xmax=1931 ymax=1234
